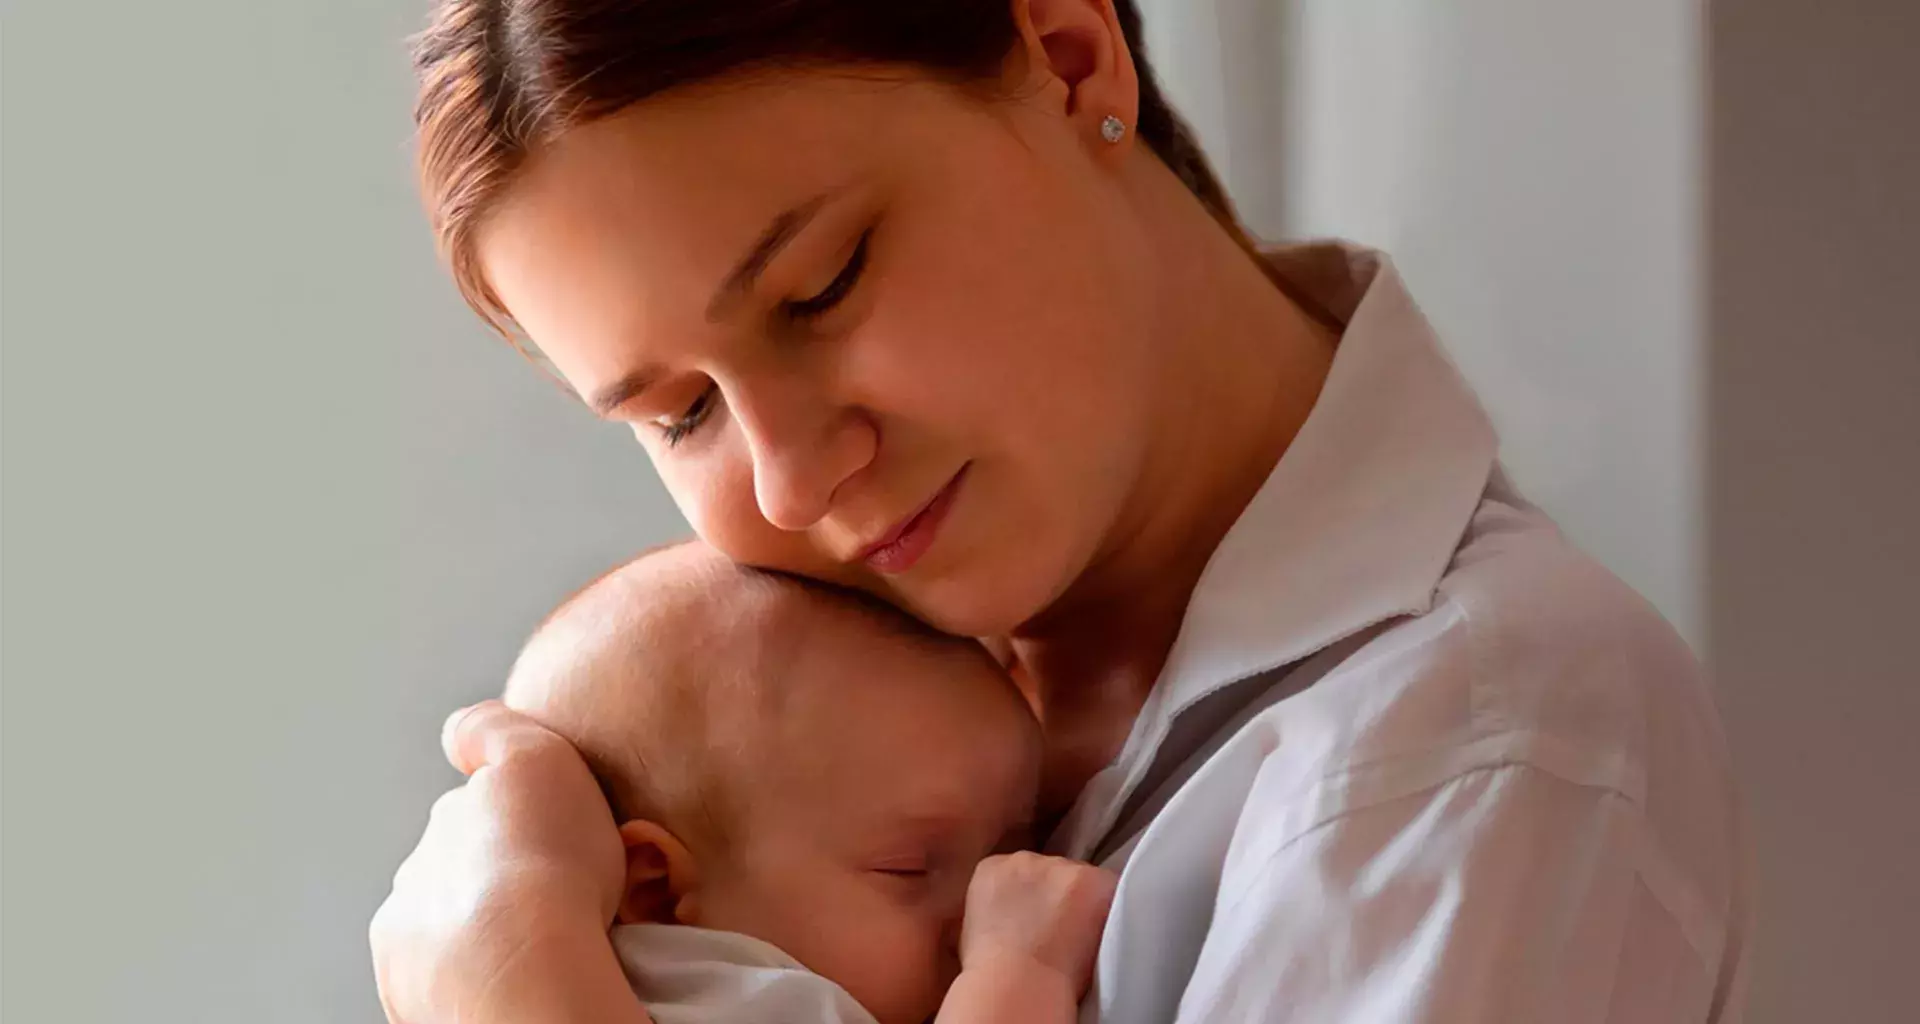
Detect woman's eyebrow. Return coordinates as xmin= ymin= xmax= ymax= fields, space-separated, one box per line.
xmin=704 ymin=188 xmax=841 ymax=324
xmin=587 ymin=368 xmax=659 ymax=417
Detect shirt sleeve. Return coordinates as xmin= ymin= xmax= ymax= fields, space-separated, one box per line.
xmin=1172 ymin=761 xmax=1721 ymax=1023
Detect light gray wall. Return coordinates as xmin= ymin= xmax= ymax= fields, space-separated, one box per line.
xmin=1148 ymin=0 xmax=1704 ymax=643
xmin=1709 ymin=4 xmax=1920 ymax=1022
xmin=1 ymin=2 xmax=685 ymax=1021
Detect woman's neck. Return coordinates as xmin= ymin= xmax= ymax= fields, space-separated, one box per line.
xmin=1008 ymin=175 xmax=1338 ymax=815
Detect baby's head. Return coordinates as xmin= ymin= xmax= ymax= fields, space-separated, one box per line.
xmin=504 ymin=542 xmax=1040 ymax=1024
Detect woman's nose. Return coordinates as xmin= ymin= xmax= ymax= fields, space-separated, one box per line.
xmin=730 ymin=378 xmax=876 ymax=532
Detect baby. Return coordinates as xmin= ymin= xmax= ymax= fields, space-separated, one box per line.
xmin=501 ymin=542 xmax=1113 ymax=1024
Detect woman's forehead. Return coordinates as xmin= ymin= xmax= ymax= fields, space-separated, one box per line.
xmin=524 ymin=69 xmax=961 ymax=202
xmin=474 ymin=73 xmax=973 ymax=369
xmin=488 ymin=92 xmax=856 ymax=270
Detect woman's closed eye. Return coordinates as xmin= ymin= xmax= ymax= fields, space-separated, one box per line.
xmin=781 ymin=228 xmax=871 ymax=322
xmin=648 ymin=228 xmax=872 ymax=449
xmin=655 ymin=386 xmax=719 ymax=448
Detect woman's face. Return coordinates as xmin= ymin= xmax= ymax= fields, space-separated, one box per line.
xmin=478 ymin=70 xmax=1163 ymax=637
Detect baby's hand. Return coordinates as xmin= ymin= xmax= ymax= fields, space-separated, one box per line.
xmin=958 ymin=852 xmax=1117 ymax=994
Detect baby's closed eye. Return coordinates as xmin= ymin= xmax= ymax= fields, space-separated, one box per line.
xmin=873 ymin=864 xmax=931 ymax=879
xmin=868 ymin=849 xmax=937 ymax=880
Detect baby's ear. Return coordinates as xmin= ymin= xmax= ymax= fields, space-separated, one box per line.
xmin=615 ymin=820 xmax=703 ymax=926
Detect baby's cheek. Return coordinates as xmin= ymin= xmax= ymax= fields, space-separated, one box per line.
xmin=822 ymin=908 xmax=952 ymax=1024
xmin=702 ymin=865 xmax=953 ymax=1024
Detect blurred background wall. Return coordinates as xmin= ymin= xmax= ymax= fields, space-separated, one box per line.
xmin=3 ymin=1 xmax=1915 ymax=1021
xmin=1706 ymin=4 xmax=1919 ymax=1020
xmin=1 ymin=3 xmax=680 ymax=1019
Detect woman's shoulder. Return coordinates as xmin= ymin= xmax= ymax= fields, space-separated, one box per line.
xmin=1440 ymin=475 xmax=1712 ymax=758
xmin=1260 ymin=478 xmax=1747 ymax=975
xmin=1312 ymin=471 xmax=1725 ymax=808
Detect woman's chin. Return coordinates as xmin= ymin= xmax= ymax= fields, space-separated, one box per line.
xmin=889 ymin=563 xmax=1061 ymax=641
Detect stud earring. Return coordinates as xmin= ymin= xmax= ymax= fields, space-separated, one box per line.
xmin=1100 ymin=114 xmax=1127 ymax=144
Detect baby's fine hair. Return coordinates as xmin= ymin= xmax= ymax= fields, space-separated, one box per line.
xmin=504 ymin=541 xmax=986 ymax=851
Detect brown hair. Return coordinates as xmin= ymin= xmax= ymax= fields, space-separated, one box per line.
xmin=409 ymin=0 xmax=1251 ymax=333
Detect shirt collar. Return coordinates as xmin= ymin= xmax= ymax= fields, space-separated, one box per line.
xmin=1054 ymin=241 xmax=1498 ymax=853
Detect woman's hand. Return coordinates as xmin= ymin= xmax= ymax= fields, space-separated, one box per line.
xmin=370 ymin=700 xmax=631 ymax=1024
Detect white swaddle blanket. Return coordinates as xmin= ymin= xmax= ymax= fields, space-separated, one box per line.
xmin=612 ymin=924 xmax=879 ymax=1024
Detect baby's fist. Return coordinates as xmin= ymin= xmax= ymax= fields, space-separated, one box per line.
xmin=959 ymin=852 xmax=1116 ymax=991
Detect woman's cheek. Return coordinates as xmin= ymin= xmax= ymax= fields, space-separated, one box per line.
xmin=657 ymin=439 xmax=758 ymax=549
xmin=655 ymin=437 xmax=847 ymax=584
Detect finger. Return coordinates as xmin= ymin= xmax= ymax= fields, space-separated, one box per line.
xmin=441 ymin=699 xmax=561 ymax=775
xmin=369 ymin=912 xmax=408 ymax=1024
xmin=375 ymin=969 xmax=409 ymax=1024
xmin=425 ymin=786 xmax=464 ymax=827
xmin=1092 ymin=868 xmax=1118 ymax=910
xmin=385 ymin=788 xmax=457 ymax=893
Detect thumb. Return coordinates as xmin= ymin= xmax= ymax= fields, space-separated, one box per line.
xmin=441 ymin=699 xmax=563 ymax=776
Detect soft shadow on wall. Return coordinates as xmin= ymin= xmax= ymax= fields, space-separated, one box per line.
xmin=1708 ymin=4 xmax=1920 ymax=1023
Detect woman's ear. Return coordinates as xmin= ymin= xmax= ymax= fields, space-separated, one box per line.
xmin=615 ymin=820 xmax=703 ymax=926
xmin=1006 ymin=0 xmax=1140 ymax=143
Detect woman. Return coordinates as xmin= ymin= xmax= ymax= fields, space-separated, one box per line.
xmin=373 ymin=0 xmax=1749 ymax=1020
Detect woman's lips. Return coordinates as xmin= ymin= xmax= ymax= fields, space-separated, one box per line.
xmin=860 ymin=466 xmax=968 ymax=575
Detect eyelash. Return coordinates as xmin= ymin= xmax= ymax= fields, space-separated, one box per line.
xmin=658 ymin=229 xmax=873 ymax=448
xmin=661 ymin=388 xmax=715 ymax=448
xmin=782 ymin=228 xmax=872 ymax=321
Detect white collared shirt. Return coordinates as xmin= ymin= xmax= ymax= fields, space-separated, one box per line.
xmin=1051 ymin=244 xmax=1749 ymax=1023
